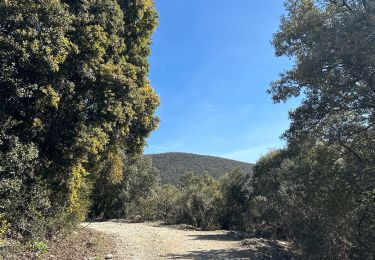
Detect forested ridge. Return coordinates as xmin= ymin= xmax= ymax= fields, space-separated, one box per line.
xmin=1 ymin=0 xmax=374 ymax=259
xmin=146 ymin=152 xmax=253 ymax=184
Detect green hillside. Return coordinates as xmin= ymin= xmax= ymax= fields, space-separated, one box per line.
xmin=146 ymin=152 xmax=253 ymax=184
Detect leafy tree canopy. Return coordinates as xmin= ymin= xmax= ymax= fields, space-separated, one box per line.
xmin=0 ymin=0 xmax=159 ymax=230
xmin=270 ymin=0 xmax=375 ymax=146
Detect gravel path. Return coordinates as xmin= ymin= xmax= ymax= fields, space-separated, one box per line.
xmin=83 ymin=221 xmax=255 ymax=259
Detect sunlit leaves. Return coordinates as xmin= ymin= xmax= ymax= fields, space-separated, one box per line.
xmin=0 ymin=0 xmax=159 ymax=232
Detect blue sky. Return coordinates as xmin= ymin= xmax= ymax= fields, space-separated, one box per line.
xmin=144 ymin=0 xmax=299 ymax=163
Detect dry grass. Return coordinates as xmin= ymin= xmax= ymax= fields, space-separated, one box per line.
xmin=0 ymin=228 xmax=116 ymax=260
xmin=42 ymin=227 xmax=116 ymax=260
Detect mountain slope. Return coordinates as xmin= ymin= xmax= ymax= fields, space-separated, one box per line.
xmin=146 ymin=152 xmax=253 ymax=184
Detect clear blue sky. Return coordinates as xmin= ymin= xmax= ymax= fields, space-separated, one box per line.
xmin=144 ymin=0 xmax=298 ymax=163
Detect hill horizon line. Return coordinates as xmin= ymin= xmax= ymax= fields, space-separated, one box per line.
xmin=145 ymin=152 xmax=253 ymax=184
xmin=144 ymin=151 xmax=253 ymax=164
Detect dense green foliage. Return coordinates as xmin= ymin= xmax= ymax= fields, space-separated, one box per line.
xmin=255 ymin=0 xmax=375 ymax=258
xmin=0 ymin=0 xmax=159 ymax=242
xmin=250 ymin=144 xmax=375 ymax=259
xmin=1 ymin=1 xmax=373 ymax=259
xmin=90 ymin=154 xmax=159 ymax=219
xmin=270 ymin=0 xmax=375 ymax=145
xmin=147 ymin=152 xmax=253 ymax=184
xmin=219 ymin=169 xmax=252 ymax=231
xmin=130 ymin=170 xmax=252 ymax=231
xmin=126 ymin=1 xmax=375 ymax=259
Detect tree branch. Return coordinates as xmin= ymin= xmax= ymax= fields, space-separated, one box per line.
xmin=338 ymin=140 xmax=364 ymax=162
xmin=329 ymin=0 xmax=354 ymax=11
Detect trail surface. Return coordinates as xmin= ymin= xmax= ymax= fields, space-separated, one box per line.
xmin=84 ymin=221 xmax=258 ymax=259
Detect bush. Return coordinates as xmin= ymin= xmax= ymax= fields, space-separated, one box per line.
xmin=0 ymin=134 xmax=50 ymax=241
xmin=131 ymin=171 xmax=257 ymax=231
xmin=250 ymin=143 xmax=375 ymax=259
xmin=174 ymin=173 xmax=221 ymax=230
xmin=127 ymin=172 xmax=222 ymax=229
xmin=248 ymin=150 xmax=289 ymax=238
xmin=90 ymin=154 xmax=160 ymax=219
xmin=219 ymin=169 xmax=252 ymax=231
xmin=132 ymin=184 xmax=180 ymax=222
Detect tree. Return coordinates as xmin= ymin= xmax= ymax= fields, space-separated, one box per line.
xmin=249 ymin=150 xmax=289 ymax=239
xmin=262 ymin=1 xmax=375 ymax=258
xmin=219 ymin=169 xmax=252 ymax=230
xmin=250 ymin=141 xmax=375 ymax=258
xmin=0 ymin=0 xmax=159 ymax=239
xmin=90 ymin=154 xmax=160 ymax=219
xmin=270 ymin=0 xmax=375 ymax=147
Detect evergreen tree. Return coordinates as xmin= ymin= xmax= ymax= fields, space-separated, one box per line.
xmin=270 ymin=0 xmax=375 ymax=146
xmin=0 ymin=0 xmax=159 ymax=239
xmin=258 ymin=1 xmax=375 ymax=257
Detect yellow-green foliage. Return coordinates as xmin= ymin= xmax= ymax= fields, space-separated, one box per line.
xmin=67 ymin=161 xmax=95 ymax=223
xmin=31 ymin=241 xmax=49 ymax=255
xmin=90 ymin=155 xmax=160 ymax=219
xmin=0 ymin=0 xmax=159 ymax=241
xmin=67 ymin=163 xmax=88 ymax=218
xmin=76 ymin=126 xmax=110 ymax=158
xmin=32 ymin=117 xmax=43 ymax=129
xmin=43 ymin=85 xmax=60 ymax=109
xmin=82 ymin=25 xmax=109 ymax=62
xmin=107 ymin=151 xmax=124 ymax=184
xmin=3 ymin=0 xmax=75 ymax=72
xmin=0 ymin=214 xmax=9 ymax=243
xmin=69 ymin=125 xmax=111 ymax=219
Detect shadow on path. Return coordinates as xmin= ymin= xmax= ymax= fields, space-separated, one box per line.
xmin=187 ymin=233 xmax=241 ymax=242
xmin=164 ymin=248 xmax=258 ymax=259
xmin=164 ymin=237 xmax=300 ymax=260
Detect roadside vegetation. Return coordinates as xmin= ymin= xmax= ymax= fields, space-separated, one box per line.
xmin=89 ymin=1 xmax=375 ymax=259
xmin=0 ymin=0 xmax=159 ymax=256
xmin=1 ymin=0 xmax=374 ymax=260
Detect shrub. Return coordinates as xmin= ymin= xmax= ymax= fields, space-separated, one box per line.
xmin=219 ymin=169 xmax=252 ymax=231
xmin=0 ymin=134 xmax=51 ymax=241
xmin=174 ymin=173 xmax=221 ymax=230
xmin=90 ymin=154 xmax=160 ymax=219
xmin=250 ymin=143 xmax=375 ymax=259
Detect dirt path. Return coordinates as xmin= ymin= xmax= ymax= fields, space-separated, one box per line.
xmin=83 ymin=221 xmax=257 ymax=259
